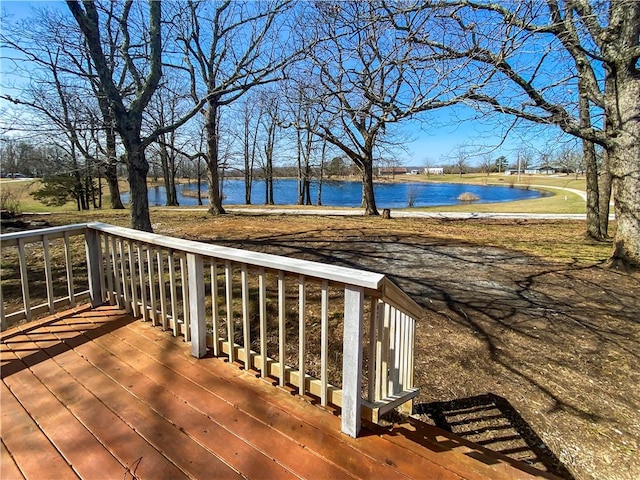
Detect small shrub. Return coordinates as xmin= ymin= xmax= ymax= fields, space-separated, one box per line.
xmin=0 ymin=190 xmax=21 ymax=216
xmin=31 ymin=175 xmax=77 ymax=206
xmin=457 ymin=192 xmax=480 ymax=202
xmin=407 ymin=185 xmax=421 ymax=207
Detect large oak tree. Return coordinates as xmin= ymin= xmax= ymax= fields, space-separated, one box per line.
xmin=408 ymin=0 xmax=639 ymax=267
xmin=293 ymin=2 xmax=467 ymax=215
xmin=66 ymin=0 xmax=162 ymax=231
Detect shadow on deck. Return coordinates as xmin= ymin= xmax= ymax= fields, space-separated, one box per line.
xmin=1 ymin=305 xmax=560 ymax=480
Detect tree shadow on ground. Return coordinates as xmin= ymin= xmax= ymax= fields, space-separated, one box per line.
xmin=190 ymin=226 xmax=640 ymax=480
xmin=415 ymin=393 xmax=575 ymax=479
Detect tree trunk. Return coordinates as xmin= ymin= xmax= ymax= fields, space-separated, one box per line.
xmin=360 ymin=159 xmax=378 ymax=215
xmin=122 ymin=134 xmax=152 ymax=232
xmin=159 ymin=134 xmax=179 ymax=207
xmin=104 ymin=128 xmax=124 ymax=209
xmin=85 ymin=167 xmax=94 ymax=210
xmin=599 ymin=150 xmax=612 ymax=237
xmin=579 ymin=78 xmax=603 ymax=241
xmin=160 ymin=140 xmax=178 ymax=206
xmin=296 ymin=129 xmax=304 ymax=205
xmin=303 ymin=176 xmax=311 ymax=205
xmin=196 ymin=159 xmax=203 ymax=206
xmin=244 ymin=122 xmax=252 ymax=205
xmin=267 ymin=168 xmax=274 ymax=205
xmin=317 ymin=140 xmax=326 ymax=206
xmin=264 ymin=115 xmax=276 ymax=206
xmin=609 ymin=139 xmax=640 ymax=268
xmin=205 ymin=102 xmax=226 ymax=215
xmin=603 ymin=1 xmax=640 ymax=268
xmin=71 ymin=144 xmax=86 ymax=211
xmin=97 ymin=165 xmax=102 ymax=209
xmin=104 ymin=161 xmax=124 ymax=209
xmin=583 ymin=138 xmax=602 ymax=240
xmin=302 ymin=131 xmax=313 ymax=206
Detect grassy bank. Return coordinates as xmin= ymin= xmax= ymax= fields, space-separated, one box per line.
xmin=397 ymin=172 xmax=586 ymax=190
xmin=416 ymin=186 xmax=586 ymax=214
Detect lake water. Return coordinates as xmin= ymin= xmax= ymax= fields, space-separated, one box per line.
xmin=126 ymin=178 xmax=544 ymax=208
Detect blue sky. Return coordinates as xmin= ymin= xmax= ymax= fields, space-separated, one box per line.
xmin=1 ymin=0 xmax=565 ymax=167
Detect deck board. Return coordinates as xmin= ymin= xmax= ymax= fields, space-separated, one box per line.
xmin=0 ymin=384 xmax=77 ymax=480
xmin=1 ymin=305 xmax=558 ymax=480
xmin=1 ymin=439 xmax=25 ymax=480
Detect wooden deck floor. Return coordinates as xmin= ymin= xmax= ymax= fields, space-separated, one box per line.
xmin=1 ymin=305 xmax=557 ymax=480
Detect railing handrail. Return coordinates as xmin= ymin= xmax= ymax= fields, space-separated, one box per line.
xmin=379 ymin=277 xmax=423 ymax=319
xmin=86 ymin=222 xmax=388 ymax=289
xmin=84 ymin=223 xmax=424 ymax=318
xmin=1 ymin=223 xmax=423 ymax=314
xmin=1 ymin=222 xmax=423 ymax=327
xmin=0 ymin=223 xmax=88 ymax=246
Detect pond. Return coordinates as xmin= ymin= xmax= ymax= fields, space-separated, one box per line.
xmin=124 ymin=178 xmax=544 ymax=208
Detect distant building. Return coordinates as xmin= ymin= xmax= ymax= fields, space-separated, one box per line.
xmin=524 ymin=165 xmax=558 ymax=175
xmin=424 ymin=167 xmax=444 ymax=175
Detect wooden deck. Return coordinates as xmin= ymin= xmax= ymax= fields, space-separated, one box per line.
xmin=1 ymin=305 xmax=556 ymax=480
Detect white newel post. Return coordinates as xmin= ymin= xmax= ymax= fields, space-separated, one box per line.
xmin=85 ymin=228 xmax=104 ymax=308
xmin=187 ymin=253 xmax=206 ymax=358
xmin=341 ymin=285 xmax=364 ymax=438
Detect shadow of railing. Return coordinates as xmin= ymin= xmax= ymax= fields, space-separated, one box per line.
xmin=415 ymin=393 xmax=574 ymax=479
xmin=0 ymin=305 xmax=136 ymax=380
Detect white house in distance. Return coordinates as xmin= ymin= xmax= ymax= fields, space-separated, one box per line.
xmin=424 ymin=167 xmax=444 ymax=175
xmin=524 ymin=165 xmax=558 ymax=175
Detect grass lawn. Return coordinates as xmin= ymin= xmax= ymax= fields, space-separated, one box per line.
xmin=415 ymin=186 xmax=586 ymax=214
xmin=392 ymin=173 xmax=588 ymax=214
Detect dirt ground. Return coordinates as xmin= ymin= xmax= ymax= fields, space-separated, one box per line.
xmin=167 ymin=213 xmax=640 ymax=480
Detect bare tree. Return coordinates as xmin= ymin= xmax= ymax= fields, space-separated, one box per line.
xmin=281 ymin=84 xmax=323 ymax=205
xmin=175 ymin=0 xmax=293 ymax=215
xmin=454 ymin=149 xmax=468 ymax=177
xmin=65 ymin=0 xmax=163 ymax=230
xmin=1 ymin=53 xmax=100 ymax=210
xmin=241 ymin=99 xmax=258 ymax=205
xmin=235 ymin=92 xmax=264 ymax=205
xmin=412 ymin=0 xmax=639 ymax=266
xmin=1 ymin=6 xmax=128 ymax=210
xmin=146 ymin=79 xmax=193 ymax=207
xmin=0 ymin=8 xmax=118 ymax=210
xmin=259 ymin=91 xmax=280 ymax=205
xmin=479 ymin=155 xmax=494 ymax=176
xmin=293 ymin=2 xmax=464 ymax=215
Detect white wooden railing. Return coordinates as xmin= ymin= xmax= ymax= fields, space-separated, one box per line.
xmin=0 ymin=222 xmax=423 ymax=437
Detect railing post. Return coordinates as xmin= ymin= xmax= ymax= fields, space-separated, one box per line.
xmin=0 ymin=286 xmax=6 ymax=331
xmin=341 ymin=285 xmax=364 ymax=438
xmin=85 ymin=228 xmax=104 ymax=308
xmin=187 ymin=252 xmax=206 ymax=358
